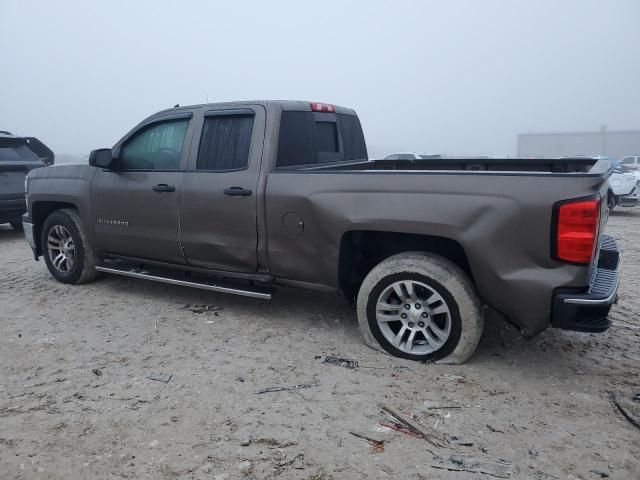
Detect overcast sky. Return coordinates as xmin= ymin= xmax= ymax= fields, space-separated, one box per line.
xmin=1 ymin=0 xmax=639 ymax=157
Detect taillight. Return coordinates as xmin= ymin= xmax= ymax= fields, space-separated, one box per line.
xmin=310 ymin=102 xmax=336 ymax=113
xmin=555 ymin=199 xmax=600 ymax=264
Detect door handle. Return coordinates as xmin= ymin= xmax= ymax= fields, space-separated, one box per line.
xmin=224 ymin=187 xmax=252 ymax=197
xmin=152 ymin=184 xmax=175 ymax=193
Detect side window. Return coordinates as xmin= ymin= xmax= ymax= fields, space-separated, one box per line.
xmin=276 ymin=111 xmax=367 ymax=168
xmin=621 ymin=156 xmax=634 ymax=164
xmin=197 ymin=114 xmax=254 ymax=171
xmin=385 ymin=154 xmax=400 ymax=160
xmin=120 ymin=119 xmax=189 ymax=170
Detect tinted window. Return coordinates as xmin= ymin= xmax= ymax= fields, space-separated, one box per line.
xmin=0 ymin=139 xmax=41 ymax=162
xmin=337 ymin=114 xmax=367 ymax=161
xmin=277 ymin=112 xmax=313 ymax=167
xmin=315 ymin=122 xmax=338 ymax=152
xmin=120 ymin=119 xmax=189 ymax=170
xmin=277 ymin=111 xmax=367 ymax=167
xmin=197 ymin=115 xmax=254 ymax=170
xmin=621 ymin=156 xmax=634 ymax=164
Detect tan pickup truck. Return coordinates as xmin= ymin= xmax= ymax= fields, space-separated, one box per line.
xmin=22 ymin=100 xmax=620 ymax=364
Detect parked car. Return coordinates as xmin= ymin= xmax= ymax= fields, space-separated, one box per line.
xmin=0 ymin=131 xmax=52 ymax=230
xmin=620 ymin=155 xmax=640 ymax=171
xmin=609 ymin=161 xmax=639 ymax=210
xmin=22 ymin=101 xmax=620 ymax=364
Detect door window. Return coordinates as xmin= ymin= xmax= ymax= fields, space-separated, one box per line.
xmin=119 ymin=119 xmax=189 ymax=170
xmin=197 ymin=114 xmax=254 ymax=171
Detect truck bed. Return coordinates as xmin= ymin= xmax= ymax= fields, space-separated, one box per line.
xmin=299 ymin=157 xmax=605 ymax=174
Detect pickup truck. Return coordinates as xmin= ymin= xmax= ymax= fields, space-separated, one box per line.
xmin=22 ymin=101 xmax=620 ymax=364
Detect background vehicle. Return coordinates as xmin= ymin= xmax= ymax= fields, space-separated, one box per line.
xmin=0 ymin=132 xmax=52 ymax=230
xmin=620 ymin=155 xmax=640 ymax=170
xmin=22 ymin=101 xmax=620 ymax=364
xmin=384 ymin=152 xmax=443 ymax=160
xmin=609 ymin=161 xmax=639 ymax=210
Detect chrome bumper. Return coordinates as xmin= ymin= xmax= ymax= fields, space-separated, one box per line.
xmin=551 ymin=235 xmax=620 ymax=333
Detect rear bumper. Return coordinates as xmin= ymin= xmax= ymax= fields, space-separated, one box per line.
xmin=619 ymin=193 xmax=639 ymax=207
xmin=551 ymin=235 xmax=620 ymax=333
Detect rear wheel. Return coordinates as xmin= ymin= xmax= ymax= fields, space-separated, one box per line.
xmin=41 ymin=209 xmax=98 ymax=284
xmin=356 ymin=252 xmax=483 ymax=364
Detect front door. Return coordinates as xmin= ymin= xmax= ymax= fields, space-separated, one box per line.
xmin=91 ymin=114 xmax=193 ymax=264
xmin=179 ymin=106 xmax=265 ymax=272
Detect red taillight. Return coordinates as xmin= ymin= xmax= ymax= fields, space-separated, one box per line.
xmin=310 ymin=102 xmax=336 ymax=113
xmin=556 ymin=199 xmax=600 ymax=264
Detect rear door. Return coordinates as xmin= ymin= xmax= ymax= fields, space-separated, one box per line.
xmin=91 ymin=113 xmax=193 ymax=264
xmin=179 ymin=105 xmax=265 ymax=272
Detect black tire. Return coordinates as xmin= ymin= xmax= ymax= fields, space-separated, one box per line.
xmin=10 ymin=221 xmax=23 ymax=231
xmin=356 ymin=252 xmax=483 ymax=364
xmin=607 ymin=193 xmax=617 ymax=213
xmin=41 ymin=208 xmax=98 ymax=284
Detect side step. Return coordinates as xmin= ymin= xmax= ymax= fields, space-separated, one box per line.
xmin=95 ymin=263 xmax=273 ymax=300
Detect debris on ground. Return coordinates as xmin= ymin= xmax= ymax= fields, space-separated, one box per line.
xmin=322 ymin=356 xmax=358 ymax=369
xmin=590 ymin=469 xmax=610 ymax=478
xmin=634 ymin=392 xmax=640 ymax=403
xmin=238 ymin=460 xmax=252 ymax=474
xmin=448 ymin=435 xmax=474 ymax=447
xmin=379 ymin=404 xmax=446 ymax=449
xmin=184 ymin=304 xmax=223 ymax=315
xmin=430 ymin=454 xmax=518 ymax=478
xmin=486 ymin=424 xmax=504 ymax=433
xmin=145 ymin=372 xmax=172 ymax=383
xmin=531 ymin=468 xmax=558 ymax=479
xmin=91 ymin=368 xmax=102 ymax=376
xmin=253 ymin=438 xmax=297 ymax=448
xmin=609 ymin=391 xmax=640 ymax=430
xmin=349 ymin=431 xmax=385 ymax=453
xmin=255 ymin=383 xmax=318 ymax=394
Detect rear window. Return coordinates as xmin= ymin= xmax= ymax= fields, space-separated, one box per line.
xmin=276 ymin=111 xmax=367 ymax=168
xmin=197 ymin=114 xmax=254 ymax=171
xmin=0 ymin=138 xmax=41 ymax=162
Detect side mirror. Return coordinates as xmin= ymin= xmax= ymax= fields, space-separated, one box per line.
xmin=89 ymin=148 xmax=114 ymax=168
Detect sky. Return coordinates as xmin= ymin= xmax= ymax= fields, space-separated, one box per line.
xmin=1 ymin=0 xmax=639 ymax=157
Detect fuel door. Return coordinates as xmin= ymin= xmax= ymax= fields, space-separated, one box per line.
xmin=282 ymin=212 xmax=304 ymax=237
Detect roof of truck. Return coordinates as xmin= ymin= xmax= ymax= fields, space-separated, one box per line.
xmin=154 ymin=100 xmax=358 ymax=117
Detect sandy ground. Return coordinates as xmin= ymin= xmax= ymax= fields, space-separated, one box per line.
xmin=1 ymin=209 xmax=639 ymax=480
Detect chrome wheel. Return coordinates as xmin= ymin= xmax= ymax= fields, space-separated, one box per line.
xmin=376 ymin=279 xmax=452 ymax=355
xmin=47 ymin=225 xmax=75 ymax=273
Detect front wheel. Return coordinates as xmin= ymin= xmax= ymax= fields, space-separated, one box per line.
xmin=41 ymin=208 xmax=98 ymax=284
xmin=356 ymin=252 xmax=484 ymax=364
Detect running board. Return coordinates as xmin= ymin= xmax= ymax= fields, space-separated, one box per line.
xmin=95 ymin=264 xmax=272 ymax=300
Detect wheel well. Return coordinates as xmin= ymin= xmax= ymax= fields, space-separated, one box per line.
xmin=31 ymin=201 xmax=77 ymax=256
xmin=338 ymin=231 xmax=473 ymax=303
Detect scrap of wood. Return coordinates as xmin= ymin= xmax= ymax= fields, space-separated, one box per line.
xmin=430 ymin=455 xmax=518 ymax=478
xmin=379 ymin=404 xmax=447 ymax=448
xmin=255 ymin=383 xmax=318 ymax=394
xmin=349 ymin=432 xmax=385 ymax=453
